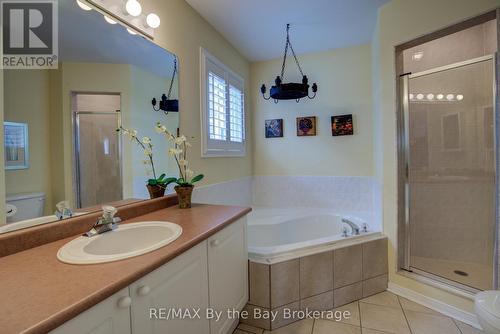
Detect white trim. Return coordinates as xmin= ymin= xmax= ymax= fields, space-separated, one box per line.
xmin=387 ymin=282 xmax=482 ymax=330
xmin=200 ymin=47 xmax=246 ymax=158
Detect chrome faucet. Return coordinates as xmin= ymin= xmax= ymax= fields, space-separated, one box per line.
xmin=55 ymin=201 xmax=73 ymax=220
xmin=83 ymin=206 xmax=121 ymax=237
xmin=342 ymin=218 xmax=360 ymax=235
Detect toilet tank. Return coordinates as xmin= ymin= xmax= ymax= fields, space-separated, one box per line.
xmin=6 ymin=192 xmax=46 ymax=223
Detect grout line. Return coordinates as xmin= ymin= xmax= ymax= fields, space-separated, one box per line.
xmin=311 ymin=318 xmax=315 ymax=334
xmin=451 ymin=318 xmax=465 ymax=334
xmin=358 ymin=300 xmax=363 ymax=329
xmin=397 ymin=295 xmax=415 ymax=334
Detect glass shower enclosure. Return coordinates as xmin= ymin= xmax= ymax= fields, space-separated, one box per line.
xmin=72 ymin=93 xmax=123 ymax=209
xmin=399 ymin=55 xmax=497 ymax=291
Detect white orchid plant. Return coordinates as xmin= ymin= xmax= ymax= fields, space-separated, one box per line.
xmin=118 ymin=126 xmax=176 ymax=188
xmin=155 ymin=122 xmax=204 ymax=187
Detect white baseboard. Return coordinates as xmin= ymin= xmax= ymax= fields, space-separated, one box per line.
xmin=387 ymin=282 xmax=481 ymax=329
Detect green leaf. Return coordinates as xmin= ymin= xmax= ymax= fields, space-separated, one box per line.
xmin=191 ymin=174 xmax=204 ymax=183
xmin=164 ymin=177 xmax=178 ymax=184
xmin=158 ymin=173 xmax=166 ymax=181
xmin=148 ymin=179 xmax=158 ymax=186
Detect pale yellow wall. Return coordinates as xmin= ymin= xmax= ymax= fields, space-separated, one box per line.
xmin=59 ymin=62 xmax=132 ymax=206
xmin=129 ymin=65 xmax=179 ymax=197
xmin=373 ymin=0 xmax=500 ymax=312
xmin=4 ymin=70 xmax=53 ymax=215
xmin=251 ymin=44 xmax=373 ymax=176
xmin=141 ymin=0 xmax=252 ymax=185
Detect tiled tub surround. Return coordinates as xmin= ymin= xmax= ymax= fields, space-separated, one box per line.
xmin=242 ymin=237 xmax=388 ymax=330
xmin=193 ymin=175 xmax=382 ymax=232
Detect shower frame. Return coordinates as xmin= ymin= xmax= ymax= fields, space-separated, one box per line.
xmin=71 ymin=92 xmax=124 ymax=209
xmin=396 ymin=10 xmax=500 ymax=294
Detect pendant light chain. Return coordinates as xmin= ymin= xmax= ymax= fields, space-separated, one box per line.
xmin=280 ymin=24 xmax=304 ymax=82
xmin=166 ymin=57 xmax=177 ymax=100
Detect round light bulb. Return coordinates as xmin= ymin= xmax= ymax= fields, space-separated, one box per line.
xmin=426 ymin=93 xmax=434 ymax=100
xmin=146 ymin=13 xmax=160 ymax=28
xmin=125 ymin=0 xmax=142 ymax=17
xmin=416 ymin=93 xmax=424 ymax=100
xmin=446 ymin=94 xmax=455 ymax=101
xmin=436 ymin=94 xmax=444 ymax=100
xmin=104 ymin=16 xmax=117 ymax=24
xmin=127 ymin=28 xmax=137 ymax=35
xmin=76 ymin=0 xmax=92 ymax=11
xmin=456 ymin=94 xmax=464 ymax=101
xmin=409 ymin=93 xmax=414 ymax=100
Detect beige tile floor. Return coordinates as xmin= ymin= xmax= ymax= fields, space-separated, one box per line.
xmin=234 ymin=291 xmax=483 ymax=334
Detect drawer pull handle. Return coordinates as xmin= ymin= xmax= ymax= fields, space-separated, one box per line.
xmin=117 ymin=296 xmax=132 ymax=308
xmin=211 ymin=239 xmax=220 ymax=247
xmin=138 ymin=285 xmax=151 ymax=296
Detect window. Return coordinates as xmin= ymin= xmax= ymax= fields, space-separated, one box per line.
xmin=200 ymin=48 xmax=245 ymax=157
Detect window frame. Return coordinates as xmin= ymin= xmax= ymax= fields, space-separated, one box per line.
xmin=200 ymin=47 xmax=246 ymax=157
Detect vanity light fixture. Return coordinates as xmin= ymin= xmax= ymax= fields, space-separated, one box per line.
xmin=125 ymin=0 xmax=142 ymax=17
xmin=126 ymin=27 xmax=137 ymax=35
xmin=76 ymin=0 xmax=92 ymax=11
xmin=410 ymin=93 xmax=463 ymax=102
xmin=77 ymin=0 xmax=161 ymax=39
xmin=146 ymin=13 xmax=161 ymax=29
xmin=261 ymin=24 xmax=318 ymax=103
xmin=104 ymin=16 xmax=117 ymax=24
xmin=412 ymin=51 xmax=424 ymax=61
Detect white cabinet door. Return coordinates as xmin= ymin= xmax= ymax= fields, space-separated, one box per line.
xmin=130 ymin=241 xmax=210 ymax=334
xmin=50 ymin=288 xmax=131 ymax=334
xmin=207 ymin=217 xmax=248 ymax=334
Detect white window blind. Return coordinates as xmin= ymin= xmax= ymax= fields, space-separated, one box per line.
xmin=201 ymin=48 xmax=245 ymax=157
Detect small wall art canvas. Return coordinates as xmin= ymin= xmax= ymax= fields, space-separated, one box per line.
xmin=331 ymin=114 xmax=354 ymax=136
xmin=265 ymin=119 xmax=284 ymax=138
xmin=296 ymin=116 xmax=317 ymax=136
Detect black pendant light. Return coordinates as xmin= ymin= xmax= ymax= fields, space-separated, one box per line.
xmin=152 ymin=57 xmax=179 ymax=115
xmin=261 ymin=24 xmax=318 ymax=103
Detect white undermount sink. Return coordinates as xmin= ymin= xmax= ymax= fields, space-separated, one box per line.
xmin=57 ymin=221 xmax=182 ymax=264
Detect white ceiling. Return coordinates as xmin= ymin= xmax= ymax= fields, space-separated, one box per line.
xmin=185 ymin=0 xmax=389 ymax=61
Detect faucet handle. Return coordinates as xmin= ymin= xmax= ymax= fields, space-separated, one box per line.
xmin=361 ymin=223 xmax=369 ymax=233
xmin=102 ymin=205 xmax=117 ymax=220
xmin=55 ymin=201 xmax=73 ymax=220
xmin=56 ymin=201 xmax=70 ymax=212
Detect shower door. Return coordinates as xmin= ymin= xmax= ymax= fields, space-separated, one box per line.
xmin=73 ymin=93 xmax=123 ymax=209
xmin=400 ymin=55 xmax=497 ymax=291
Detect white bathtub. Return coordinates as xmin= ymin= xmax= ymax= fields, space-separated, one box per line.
xmin=247 ymin=207 xmax=382 ymax=264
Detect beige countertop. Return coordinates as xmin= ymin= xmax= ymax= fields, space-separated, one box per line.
xmin=0 ymin=204 xmax=251 ymax=334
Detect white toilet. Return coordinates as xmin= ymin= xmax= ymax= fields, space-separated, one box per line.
xmin=475 ymin=290 xmax=500 ymax=334
xmin=6 ymin=192 xmax=45 ymax=223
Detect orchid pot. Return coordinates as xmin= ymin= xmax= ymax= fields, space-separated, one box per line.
xmin=174 ymin=185 xmax=194 ymax=209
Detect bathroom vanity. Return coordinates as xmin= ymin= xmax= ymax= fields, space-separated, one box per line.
xmin=0 ymin=200 xmax=250 ymax=334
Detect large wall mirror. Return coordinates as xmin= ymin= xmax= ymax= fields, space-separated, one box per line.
xmin=1 ymin=0 xmax=179 ymax=233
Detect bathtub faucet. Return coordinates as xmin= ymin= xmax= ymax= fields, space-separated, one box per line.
xmin=341 ymin=218 xmax=360 ymax=235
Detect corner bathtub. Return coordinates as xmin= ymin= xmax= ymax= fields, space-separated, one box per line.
xmin=247 ymin=207 xmax=382 ymax=264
